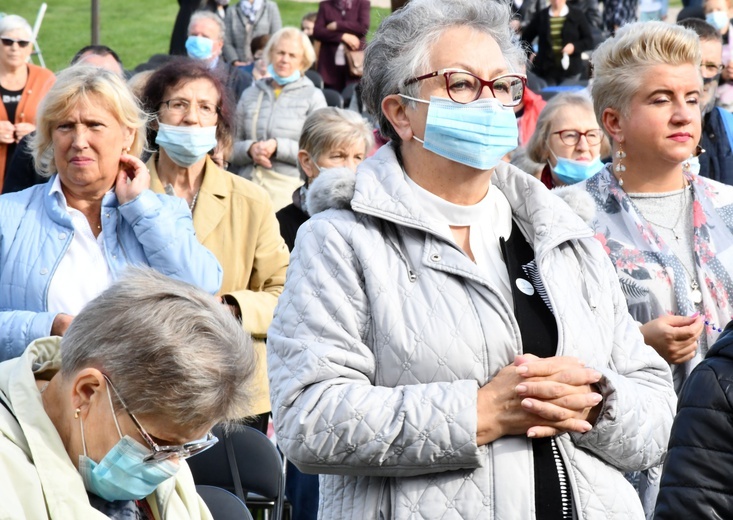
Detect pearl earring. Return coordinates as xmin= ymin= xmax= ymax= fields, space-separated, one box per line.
xmin=614 ymin=146 xmax=627 ymax=187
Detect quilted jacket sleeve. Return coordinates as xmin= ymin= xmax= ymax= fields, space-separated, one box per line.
xmin=568 ymin=241 xmax=676 ymax=472
xmin=231 ymin=88 xmax=257 ymax=167
xmin=0 ymin=312 xmax=55 ymax=362
xmin=274 ymin=89 xmax=327 ymax=167
xmin=118 ymin=190 xmax=222 ymax=294
xmin=654 ymin=337 xmax=733 ymax=518
xmin=267 ymin=216 xmax=484 ymax=477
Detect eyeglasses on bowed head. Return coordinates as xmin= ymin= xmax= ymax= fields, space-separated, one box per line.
xmin=403 ymin=69 xmax=527 ymax=107
xmin=104 ymin=375 xmax=218 ymax=463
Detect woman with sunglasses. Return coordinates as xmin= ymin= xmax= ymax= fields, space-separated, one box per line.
xmin=267 ymin=1 xmax=676 ymax=518
xmin=0 ymin=15 xmax=55 ymax=192
xmin=0 ymin=268 xmax=257 ymax=519
xmin=526 ymin=92 xmax=610 ymax=188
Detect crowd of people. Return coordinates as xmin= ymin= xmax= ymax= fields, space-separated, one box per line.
xmin=2 ymin=0 xmax=733 ymax=518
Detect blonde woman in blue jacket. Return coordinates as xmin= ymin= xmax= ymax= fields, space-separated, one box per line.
xmin=0 ymin=66 xmax=222 ymax=361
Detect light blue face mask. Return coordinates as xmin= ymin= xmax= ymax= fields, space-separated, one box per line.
xmin=706 ymin=11 xmax=729 ymax=31
xmin=550 ymin=152 xmax=604 ymax=185
xmin=77 ymin=385 xmax=179 ymax=501
xmin=267 ymin=64 xmax=301 ymax=85
xmin=400 ymin=95 xmax=519 ymax=170
xmin=185 ymin=36 xmax=214 ymax=60
xmin=156 ymin=122 xmax=218 ymax=167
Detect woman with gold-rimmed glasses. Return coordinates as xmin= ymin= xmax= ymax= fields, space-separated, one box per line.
xmin=0 ymin=268 xmax=256 ymax=519
xmin=267 ymin=1 xmax=676 ymax=519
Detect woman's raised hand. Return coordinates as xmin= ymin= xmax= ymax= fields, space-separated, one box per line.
xmin=640 ymin=314 xmax=704 ymax=365
xmin=115 ymin=154 xmax=151 ymax=205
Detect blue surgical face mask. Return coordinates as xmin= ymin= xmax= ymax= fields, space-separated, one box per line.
xmin=185 ymin=35 xmax=214 ymax=60
xmin=77 ymin=385 xmax=179 ymax=501
xmin=550 ymin=152 xmax=604 ymax=185
xmin=156 ymin=123 xmax=218 ymax=167
xmin=400 ymin=94 xmax=519 ymax=170
xmin=267 ymin=64 xmax=301 ymax=85
xmin=706 ymin=11 xmax=729 ymax=31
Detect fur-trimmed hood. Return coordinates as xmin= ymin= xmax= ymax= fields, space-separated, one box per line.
xmin=304 ymin=167 xmax=355 ymax=216
xmin=553 ymin=183 xmax=597 ymax=225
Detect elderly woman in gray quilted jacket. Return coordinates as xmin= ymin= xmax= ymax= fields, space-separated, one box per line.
xmin=230 ymin=27 xmax=327 ymax=211
xmin=267 ymin=1 xmax=676 ymax=518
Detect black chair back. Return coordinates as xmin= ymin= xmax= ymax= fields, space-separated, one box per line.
xmin=322 ymin=88 xmax=344 ymax=108
xmin=305 ymin=69 xmax=324 ymax=89
xmin=196 ymin=485 xmax=254 ymax=520
xmin=188 ymin=425 xmax=285 ymax=520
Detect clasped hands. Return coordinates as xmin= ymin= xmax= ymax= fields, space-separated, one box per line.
xmin=0 ymin=120 xmax=34 ymax=145
xmin=249 ymin=139 xmax=277 ymax=168
xmin=477 ymin=354 xmax=603 ymax=445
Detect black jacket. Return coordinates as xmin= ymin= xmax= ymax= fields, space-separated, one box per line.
xmin=654 ymin=322 xmax=733 ymax=518
xmin=522 ymin=6 xmax=594 ymax=83
xmin=699 ymin=107 xmax=733 ymax=186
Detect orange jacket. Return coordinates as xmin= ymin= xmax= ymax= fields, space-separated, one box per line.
xmin=0 ymin=64 xmax=55 ymax=192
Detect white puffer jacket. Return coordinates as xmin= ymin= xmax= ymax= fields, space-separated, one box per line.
xmin=267 ymin=144 xmax=676 ymax=520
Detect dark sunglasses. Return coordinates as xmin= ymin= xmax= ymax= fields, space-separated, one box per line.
xmin=1 ymin=37 xmax=31 ymax=48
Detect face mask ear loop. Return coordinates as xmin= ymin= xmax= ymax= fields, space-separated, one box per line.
xmin=105 ymin=383 xmax=124 ymax=439
xmin=309 ymin=154 xmax=323 ymax=172
xmin=79 ymin=413 xmax=89 ymax=457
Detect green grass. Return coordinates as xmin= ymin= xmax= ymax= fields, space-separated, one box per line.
xmin=1 ymin=1 xmax=390 ymax=74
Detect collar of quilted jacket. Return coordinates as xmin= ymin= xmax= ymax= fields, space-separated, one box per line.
xmin=309 ymin=143 xmax=595 ymax=257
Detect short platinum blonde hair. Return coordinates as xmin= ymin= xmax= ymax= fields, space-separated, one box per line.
xmin=361 ymin=0 xmax=524 ymax=144
xmin=189 ymin=10 xmax=225 ymax=41
xmin=265 ymin=27 xmax=316 ymax=72
xmin=298 ymin=107 xmax=374 ymax=181
xmin=30 ymin=65 xmax=148 ymax=176
xmin=526 ymin=92 xmax=610 ymax=163
xmin=0 ymin=14 xmax=33 ymax=39
xmin=61 ymin=268 xmax=257 ymax=430
xmin=591 ymin=21 xmax=702 ymax=129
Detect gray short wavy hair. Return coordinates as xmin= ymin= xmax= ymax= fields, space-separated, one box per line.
xmin=30 ymin=65 xmax=148 ymax=176
xmin=189 ymin=10 xmax=225 ymax=42
xmin=298 ymin=107 xmax=374 ymax=181
xmin=0 ymin=15 xmax=33 ymax=40
xmin=591 ymin=21 xmax=701 ymax=130
xmin=60 ymin=268 xmax=257 ymax=430
xmin=361 ymin=0 xmax=524 ymax=144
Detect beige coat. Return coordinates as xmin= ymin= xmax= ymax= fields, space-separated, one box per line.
xmin=149 ymin=156 xmax=289 ymax=415
xmin=0 ymin=337 xmax=213 ymax=520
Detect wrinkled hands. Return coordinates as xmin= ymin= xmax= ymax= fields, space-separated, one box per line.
xmin=115 ymin=154 xmax=151 ymax=205
xmin=249 ymin=139 xmax=277 ymax=168
xmin=640 ymin=314 xmax=703 ymax=365
xmin=477 ymin=355 xmax=603 ymax=445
